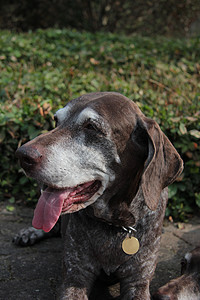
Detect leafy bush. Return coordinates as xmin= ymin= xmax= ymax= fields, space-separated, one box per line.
xmin=0 ymin=29 xmax=199 ymax=220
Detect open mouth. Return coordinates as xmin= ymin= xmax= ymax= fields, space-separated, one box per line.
xmin=62 ymin=180 xmax=101 ymax=212
xmin=32 ymin=180 xmax=101 ymax=232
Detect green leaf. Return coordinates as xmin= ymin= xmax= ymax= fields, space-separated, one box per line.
xmin=179 ymin=123 xmax=187 ymax=135
xmin=19 ymin=176 xmax=28 ymax=185
xmin=0 ymin=129 xmax=5 ymax=142
xmin=195 ymin=193 xmax=200 ymax=208
xmin=6 ymin=205 xmax=15 ymax=212
xmin=9 ymin=197 xmax=15 ymax=203
xmin=168 ymin=185 xmax=177 ymax=198
xmin=28 ymin=125 xmax=41 ymax=139
xmin=189 ymin=130 xmax=200 ymax=139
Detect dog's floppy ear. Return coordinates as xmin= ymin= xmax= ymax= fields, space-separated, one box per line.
xmin=132 ymin=117 xmax=183 ymax=211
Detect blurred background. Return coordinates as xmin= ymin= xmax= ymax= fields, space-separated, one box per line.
xmin=1 ymin=0 xmax=200 ymax=36
xmin=0 ymin=0 xmax=200 ymax=221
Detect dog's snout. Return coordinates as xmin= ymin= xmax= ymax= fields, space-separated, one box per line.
xmin=16 ymin=145 xmax=42 ymax=170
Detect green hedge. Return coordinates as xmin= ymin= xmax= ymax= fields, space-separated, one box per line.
xmin=0 ymin=29 xmax=199 ymax=220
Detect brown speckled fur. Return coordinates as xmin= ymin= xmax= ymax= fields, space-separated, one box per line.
xmin=15 ymin=92 xmax=183 ymax=299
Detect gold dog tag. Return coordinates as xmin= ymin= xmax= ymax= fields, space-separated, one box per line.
xmin=122 ymin=236 xmax=140 ymax=255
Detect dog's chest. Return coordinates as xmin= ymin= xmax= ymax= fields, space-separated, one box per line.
xmin=89 ymin=227 xmax=134 ymax=275
xmin=66 ymin=213 xmax=135 ymax=275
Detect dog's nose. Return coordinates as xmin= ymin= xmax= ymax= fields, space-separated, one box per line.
xmin=16 ymin=145 xmax=42 ymax=170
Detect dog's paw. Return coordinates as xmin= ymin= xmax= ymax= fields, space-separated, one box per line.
xmin=12 ymin=227 xmax=45 ymax=246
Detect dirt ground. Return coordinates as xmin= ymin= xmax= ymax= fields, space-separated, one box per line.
xmin=1 ymin=200 xmax=200 ymax=300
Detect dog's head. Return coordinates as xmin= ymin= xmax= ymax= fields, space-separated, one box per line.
xmin=16 ymin=92 xmax=183 ymax=232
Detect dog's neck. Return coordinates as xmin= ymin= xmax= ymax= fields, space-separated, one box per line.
xmin=85 ymin=202 xmax=136 ymax=229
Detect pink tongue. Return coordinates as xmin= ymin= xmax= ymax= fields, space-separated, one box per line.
xmin=32 ymin=187 xmax=72 ymax=232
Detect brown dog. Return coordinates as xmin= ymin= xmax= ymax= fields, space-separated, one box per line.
xmin=15 ymin=92 xmax=183 ymax=299
xmin=153 ymin=247 xmax=200 ymax=300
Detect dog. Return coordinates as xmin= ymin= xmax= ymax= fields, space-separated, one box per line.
xmin=153 ymin=247 xmax=200 ymax=300
xmin=15 ymin=92 xmax=183 ymax=299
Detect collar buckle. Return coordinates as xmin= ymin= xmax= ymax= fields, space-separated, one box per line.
xmin=122 ymin=226 xmax=137 ymax=238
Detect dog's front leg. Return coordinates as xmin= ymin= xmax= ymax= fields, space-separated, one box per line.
xmin=58 ymin=250 xmax=98 ymax=300
xmin=119 ymin=260 xmax=152 ymax=300
xmin=120 ymin=280 xmax=150 ymax=300
xmin=13 ymin=220 xmax=61 ymax=246
xmin=58 ymin=261 xmax=96 ymax=300
xmin=58 ymin=217 xmax=100 ymax=300
xmin=57 ymin=254 xmax=96 ymax=300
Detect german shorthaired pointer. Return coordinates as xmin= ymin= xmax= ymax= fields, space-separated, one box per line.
xmin=15 ymin=92 xmax=183 ymax=299
xmin=153 ymin=247 xmax=200 ymax=300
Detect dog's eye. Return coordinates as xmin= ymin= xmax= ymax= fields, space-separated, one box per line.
xmin=85 ymin=123 xmax=97 ymax=131
xmin=83 ymin=119 xmax=106 ymax=135
xmin=83 ymin=121 xmax=101 ymax=133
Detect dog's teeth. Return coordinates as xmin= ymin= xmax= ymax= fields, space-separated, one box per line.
xmin=39 ymin=184 xmax=45 ymax=194
xmin=70 ymin=191 xmax=77 ymax=196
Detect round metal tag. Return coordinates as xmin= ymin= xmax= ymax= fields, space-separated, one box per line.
xmin=122 ymin=236 xmax=140 ymax=255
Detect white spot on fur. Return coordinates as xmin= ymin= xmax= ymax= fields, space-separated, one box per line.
xmin=185 ymin=252 xmax=192 ymax=263
xmin=76 ymin=107 xmax=100 ymax=125
xmin=178 ymin=290 xmax=200 ymax=300
xmin=61 ymin=287 xmax=88 ymax=300
xmin=56 ymin=103 xmax=72 ymax=123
